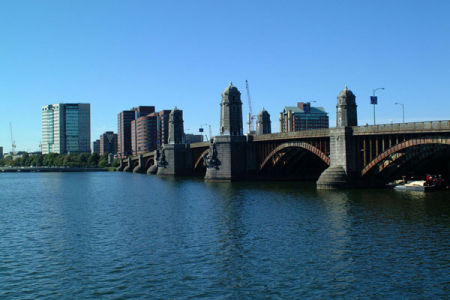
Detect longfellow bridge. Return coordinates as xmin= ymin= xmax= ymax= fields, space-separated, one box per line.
xmin=119 ymin=85 xmax=450 ymax=189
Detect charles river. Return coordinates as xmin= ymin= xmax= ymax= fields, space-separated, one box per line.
xmin=0 ymin=172 xmax=448 ymax=299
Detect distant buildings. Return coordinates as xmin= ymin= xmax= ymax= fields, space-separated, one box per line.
xmin=92 ymin=139 xmax=100 ymax=154
xmin=99 ymin=131 xmax=118 ymax=156
xmin=117 ymin=106 xmax=155 ymax=157
xmin=117 ymin=110 xmax=135 ymax=157
xmin=116 ymin=106 xmax=185 ymax=157
xmin=184 ymin=134 xmax=203 ymax=144
xmin=41 ymin=103 xmax=91 ymax=154
xmin=280 ymin=102 xmax=329 ymax=132
xmin=131 ymin=113 xmax=157 ymax=155
xmin=0 ymin=146 xmax=3 ymax=159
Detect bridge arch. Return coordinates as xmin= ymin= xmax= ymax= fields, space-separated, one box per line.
xmin=361 ymin=137 xmax=450 ymax=177
xmin=259 ymin=142 xmax=330 ymax=171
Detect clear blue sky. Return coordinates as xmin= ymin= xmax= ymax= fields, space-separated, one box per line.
xmin=1 ymin=0 xmax=449 ymax=152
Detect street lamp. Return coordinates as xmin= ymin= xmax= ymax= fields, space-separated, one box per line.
xmin=371 ymin=88 xmax=384 ymax=125
xmin=394 ymin=102 xmax=405 ymax=123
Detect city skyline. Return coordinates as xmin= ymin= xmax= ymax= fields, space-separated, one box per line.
xmin=1 ymin=0 xmax=449 ymax=151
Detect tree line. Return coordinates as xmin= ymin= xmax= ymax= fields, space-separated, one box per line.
xmin=0 ymin=153 xmax=120 ymax=168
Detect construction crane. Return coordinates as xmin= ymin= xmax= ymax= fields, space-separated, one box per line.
xmin=199 ymin=123 xmax=212 ymax=141
xmin=10 ymin=122 xmax=16 ymax=154
xmin=246 ymin=80 xmax=256 ymax=134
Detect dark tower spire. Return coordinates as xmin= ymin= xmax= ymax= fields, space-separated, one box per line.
xmin=256 ymin=107 xmax=271 ymax=135
xmin=220 ymin=82 xmax=243 ymax=136
xmin=336 ymin=86 xmax=358 ymax=127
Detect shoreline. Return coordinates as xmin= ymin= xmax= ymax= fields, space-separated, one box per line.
xmin=0 ymin=167 xmax=109 ymax=173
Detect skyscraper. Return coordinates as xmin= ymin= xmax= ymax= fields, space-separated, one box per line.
xmin=41 ymin=103 xmax=91 ymax=154
xmin=117 ymin=110 xmax=135 ymax=158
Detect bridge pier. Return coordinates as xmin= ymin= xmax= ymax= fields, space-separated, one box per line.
xmin=156 ymin=144 xmax=192 ymax=176
xmin=123 ymin=157 xmax=133 ymax=172
xmin=317 ymin=127 xmax=360 ymax=189
xmin=132 ymin=155 xmax=145 ymax=173
xmin=204 ymin=135 xmax=247 ymax=182
xmin=117 ymin=158 xmax=125 ymax=171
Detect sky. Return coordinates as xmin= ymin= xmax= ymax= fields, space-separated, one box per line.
xmin=0 ymin=0 xmax=449 ymax=152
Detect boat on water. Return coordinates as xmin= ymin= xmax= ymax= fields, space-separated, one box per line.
xmin=389 ymin=175 xmax=447 ymax=191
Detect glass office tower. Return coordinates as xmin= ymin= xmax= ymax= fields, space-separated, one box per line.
xmin=41 ymin=103 xmax=91 ymax=154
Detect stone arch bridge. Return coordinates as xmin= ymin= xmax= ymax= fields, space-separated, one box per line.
xmin=120 ymin=120 xmax=450 ymax=187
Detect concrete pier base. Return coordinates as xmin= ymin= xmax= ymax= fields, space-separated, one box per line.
xmin=133 ymin=155 xmax=145 ymax=173
xmin=123 ymin=157 xmax=133 ymax=172
xmin=157 ymin=144 xmax=190 ymax=176
xmin=204 ymin=135 xmax=247 ymax=182
xmin=316 ymin=166 xmax=353 ymax=189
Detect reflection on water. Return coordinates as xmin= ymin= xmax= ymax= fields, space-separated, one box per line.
xmin=0 ymin=173 xmax=448 ymax=298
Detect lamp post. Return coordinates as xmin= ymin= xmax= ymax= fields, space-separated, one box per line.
xmin=394 ymin=102 xmax=405 ymax=123
xmin=372 ymin=88 xmax=384 ymax=125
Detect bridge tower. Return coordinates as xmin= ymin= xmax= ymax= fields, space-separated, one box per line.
xmin=336 ymin=85 xmax=358 ymax=127
xmin=157 ymin=107 xmax=191 ymax=176
xmin=317 ymin=86 xmax=359 ymax=189
xmin=205 ymin=83 xmax=248 ymax=181
xmin=256 ymin=108 xmax=271 ymax=135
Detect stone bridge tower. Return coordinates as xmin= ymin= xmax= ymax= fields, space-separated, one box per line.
xmin=317 ymin=86 xmax=359 ymax=189
xmin=205 ymin=82 xmax=248 ymax=181
xmin=157 ymin=107 xmax=191 ymax=176
xmin=256 ymin=108 xmax=271 ymax=135
xmin=220 ymin=82 xmax=243 ymax=136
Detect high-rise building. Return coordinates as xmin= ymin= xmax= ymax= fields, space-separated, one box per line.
xmin=0 ymin=146 xmax=3 ymax=159
xmin=256 ymin=108 xmax=271 ymax=135
xmin=131 ymin=113 xmax=158 ymax=155
xmin=42 ymin=103 xmax=91 ymax=154
xmin=280 ymin=102 xmax=328 ymax=133
xmin=99 ymin=131 xmax=118 ymax=155
xmin=92 ymin=139 xmax=100 ymax=154
xmin=118 ymin=106 xmax=155 ymax=158
xmin=220 ymin=82 xmax=243 ymax=136
xmin=132 ymin=106 xmax=155 ymax=118
xmin=156 ymin=110 xmax=171 ymax=148
xmin=117 ymin=110 xmax=135 ymax=158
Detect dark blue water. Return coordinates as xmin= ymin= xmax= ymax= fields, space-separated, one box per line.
xmin=0 ymin=172 xmax=449 ymax=298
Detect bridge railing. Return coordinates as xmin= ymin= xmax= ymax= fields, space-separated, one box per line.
xmin=353 ymin=120 xmax=450 ymax=135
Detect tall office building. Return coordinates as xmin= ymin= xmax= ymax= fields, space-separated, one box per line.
xmin=117 ymin=110 xmax=135 ymax=158
xmin=41 ymin=103 xmax=91 ymax=154
xmin=118 ymin=106 xmax=155 ymax=158
xmin=131 ymin=113 xmax=157 ymax=155
xmin=280 ymin=102 xmax=329 ymax=133
xmin=99 ymin=131 xmax=118 ymax=155
xmin=0 ymin=146 xmax=3 ymax=159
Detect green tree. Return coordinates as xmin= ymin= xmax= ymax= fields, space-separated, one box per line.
xmin=111 ymin=158 xmax=120 ymax=167
xmin=87 ymin=153 xmax=99 ymax=167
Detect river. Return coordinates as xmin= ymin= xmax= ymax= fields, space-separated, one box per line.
xmin=0 ymin=172 xmax=448 ymax=298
